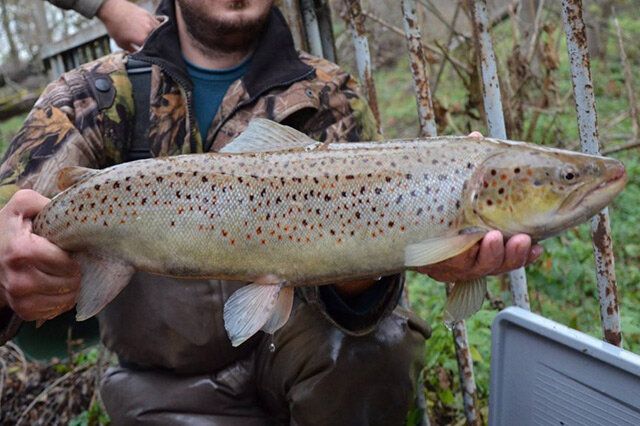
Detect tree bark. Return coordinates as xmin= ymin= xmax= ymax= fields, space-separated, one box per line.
xmin=0 ymin=0 xmax=20 ymax=67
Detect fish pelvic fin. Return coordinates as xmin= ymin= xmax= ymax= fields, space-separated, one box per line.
xmin=219 ymin=119 xmax=319 ymax=153
xmin=443 ymin=278 xmax=487 ymax=328
xmin=404 ymin=230 xmax=486 ymax=267
xmin=57 ymin=167 xmax=98 ymax=191
xmin=223 ymin=278 xmax=293 ymax=347
xmin=74 ymin=252 xmax=135 ymax=321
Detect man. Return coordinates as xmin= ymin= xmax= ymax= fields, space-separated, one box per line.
xmin=0 ymin=0 xmax=539 ymax=423
xmin=45 ymin=0 xmax=158 ymax=51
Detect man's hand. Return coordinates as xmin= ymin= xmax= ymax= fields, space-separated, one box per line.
xmin=0 ymin=190 xmax=81 ymax=321
xmin=97 ymin=0 xmax=159 ymax=52
xmin=412 ymin=230 xmax=543 ymax=283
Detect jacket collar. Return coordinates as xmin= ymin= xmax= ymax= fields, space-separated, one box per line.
xmin=131 ymin=0 xmax=314 ymax=98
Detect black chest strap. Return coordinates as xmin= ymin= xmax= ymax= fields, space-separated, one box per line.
xmin=125 ymin=58 xmax=153 ymax=161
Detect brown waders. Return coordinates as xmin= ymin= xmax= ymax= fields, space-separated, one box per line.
xmin=98 ymin=273 xmax=430 ymax=425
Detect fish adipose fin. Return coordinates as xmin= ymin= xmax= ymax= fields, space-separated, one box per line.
xmin=443 ymin=278 xmax=487 ymax=328
xmin=223 ymin=279 xmax=294 ymax=347
xmin=220 ymin=119 xmax=320 ymax=153
xmin=74 ymin=252 xmax=135 ymax=321
xmin=57 ymin=167 xmax=98 ymax=190
xmin=404 ymin=231 xmax=486 ymax=267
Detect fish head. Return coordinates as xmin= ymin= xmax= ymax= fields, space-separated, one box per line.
xmin=466 ymin=145 xmax=627 ymax=240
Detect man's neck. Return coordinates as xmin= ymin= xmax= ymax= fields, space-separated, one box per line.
xmin=176 ymin=4 xmax=255 ymax=70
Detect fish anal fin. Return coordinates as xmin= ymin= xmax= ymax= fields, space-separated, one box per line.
xmin=443 ymin=278 xmax=487 ymax=328
xmin=74 ymin=252 xmax=135 ymax=321
xmin=57 ymin=167 xmax=97 ymax=191
xmin=220 ymin=119 xmax=317 ymax=153
xmin=404 ymin=230 xmax=486 ymax=267
xmin=223 ymin=278 xmax=292 ymax=347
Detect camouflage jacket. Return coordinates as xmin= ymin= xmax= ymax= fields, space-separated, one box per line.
xmin=0 ymin=2 xmax=405 ymax=363
xmin=45 ymin=0 xmax=105 ymax=18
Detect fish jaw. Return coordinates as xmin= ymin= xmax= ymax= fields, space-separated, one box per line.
xmin=464 ymin=146 xmax=627 ymax=240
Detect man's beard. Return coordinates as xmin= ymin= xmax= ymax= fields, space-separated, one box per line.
xmin=177 ymin=0 xmax=269 ymax=54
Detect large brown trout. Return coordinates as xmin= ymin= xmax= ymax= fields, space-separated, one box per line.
xmin=33 ymin=119 xmax=627 ymax=346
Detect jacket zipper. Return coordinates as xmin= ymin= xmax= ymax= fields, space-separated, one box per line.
xmin=206 ymin=68 xmax=316 ymax=152
xmin=129 ymin=56 xmax=199 ymax=154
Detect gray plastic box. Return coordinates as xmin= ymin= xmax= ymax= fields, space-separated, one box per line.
xmin=489 ymin=307 xmax=640 ymax=426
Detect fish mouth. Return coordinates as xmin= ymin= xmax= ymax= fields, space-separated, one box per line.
xmin=560 ymin=161 xmax=627 ymax=215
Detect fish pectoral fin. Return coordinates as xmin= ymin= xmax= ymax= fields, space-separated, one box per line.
xmin=443 ymin=278 xmax=487 ymax=328
xmin=223 ymin=280 xmax=292 ymax=347
xmin=74 ymin=252 xmax=135 ymax=321
xmin=57 ymin=166 xmax=98 ymax=190
xmin=219 ymin=119 xmax=317 ymax=153
xmin=404 ymin=231 xmax=486 ymax=267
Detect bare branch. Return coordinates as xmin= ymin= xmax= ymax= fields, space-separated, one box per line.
xmin=613 ymin=8 xmax=639 ymax=139
xmin=361 ymin=9 xmax=472 ymax=75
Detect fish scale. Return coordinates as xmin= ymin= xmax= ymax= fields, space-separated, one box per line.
xmin=31 ymin=119 xmax=626 ymax=346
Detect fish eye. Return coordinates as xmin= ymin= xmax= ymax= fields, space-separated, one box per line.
xmin=561 ymin=168 xmax=579 ymax=183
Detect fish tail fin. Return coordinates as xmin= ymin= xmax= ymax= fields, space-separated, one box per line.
xmin=443 ymin=278 xmax=487 ymax=328
xmin=74 ymin=252 xmax=135 ymax=321
xmin=223 ymin=280 xmax=294 ymax=347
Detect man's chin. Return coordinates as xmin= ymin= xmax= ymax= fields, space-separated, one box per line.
xmin=177 ymin=0 xmax=270 ymax=51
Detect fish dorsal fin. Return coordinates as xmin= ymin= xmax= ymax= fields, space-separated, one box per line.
xmin=443 ymin=278 xmax=487 ymax=327
xmin=404 ymin=230 xmax=486 ymax=267
xmin=219 ymin=119 xmax=318 ymax=153
xmin=57 ymin=166 xmax=97 ymax=190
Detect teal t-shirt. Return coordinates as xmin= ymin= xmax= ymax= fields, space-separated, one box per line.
xmin=184 ymin=56 xmax=252 ymax=138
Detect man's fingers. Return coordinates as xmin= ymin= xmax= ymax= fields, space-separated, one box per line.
xmin=7 ymin=189 xmax=49 ymax=218
xmin=473 ymin=230 xmax=505 ymax=276
xmin=11 ymin=233 xmax=80 ymax=278
xmin=527 ymin=244 xmax=544 ymax=265
xmin=496 ymin=234 xmax=532 ymax=274
xmin=12 ymin=292 xmax=77 ymax=322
